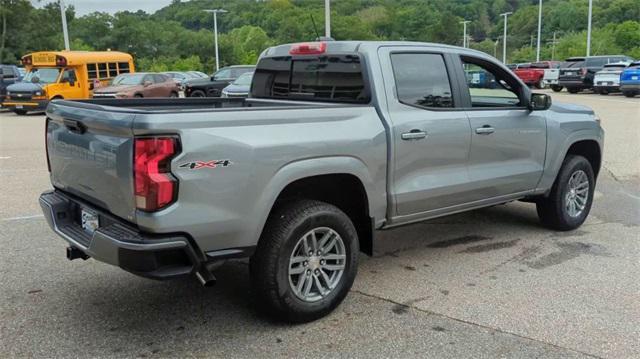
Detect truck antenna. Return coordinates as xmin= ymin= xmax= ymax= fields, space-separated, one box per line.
xmin=310 ymin=14 xmax=320 ymax=40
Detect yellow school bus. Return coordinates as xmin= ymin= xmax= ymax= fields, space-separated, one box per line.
xmin=4 ymin=51 xmax=134 ymax=114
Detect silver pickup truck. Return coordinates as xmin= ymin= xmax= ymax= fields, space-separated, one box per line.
xmin=40 ymin=41 xmax=603 ymax=322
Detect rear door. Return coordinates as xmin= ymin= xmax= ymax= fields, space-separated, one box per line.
xmin=455 ymin=54 xmax=546 ymax=200
xmin=379 ymin=47 xmax=473 ymax=217
xmin=46 ymin=103 xmax=137 ymax=222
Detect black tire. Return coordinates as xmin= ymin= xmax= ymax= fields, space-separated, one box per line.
xmin=536 ymin=155 xmax=595 ymax=231
xmin=551 ymin=85 xmax=563 ymax=92
xmin=134 ymin=94 xmax=143 ymax=98
xmin=535 ymin=79 xmax=545 ymax=89
xmin=567 ymin=87 xmax=580 ymax=94
xmin=14 ymin=109 xmax=27 ymax=115
xmin=189 ymin=90 xmax=206 ymax=97
xmin=622 ymin=91 xmax=636 ymax=98
xmin=250 ymin=200 xmax=359 ymax=323
xmin=169 ymin=91 xmax=178 ymax=98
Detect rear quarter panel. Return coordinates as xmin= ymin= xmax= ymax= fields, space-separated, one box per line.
xmin=132 ymin=105 xmax=387 ymax=253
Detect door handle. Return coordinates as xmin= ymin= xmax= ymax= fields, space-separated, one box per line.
xmin=63 ymin=119 xmax=86 ymax=134
xmin=475 ymin=126 xmax=495 ymax=135
xmin=401 ymin=130 xmax=427 ymax=140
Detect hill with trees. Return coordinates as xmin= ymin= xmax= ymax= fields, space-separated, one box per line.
xmin=0 ymin=0 xmax=638 ymax=72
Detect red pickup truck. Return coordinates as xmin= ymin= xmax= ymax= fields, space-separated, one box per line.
xmin=514 ymin=61 xmax=560 ymax=89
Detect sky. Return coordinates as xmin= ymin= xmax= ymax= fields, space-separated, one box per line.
xmin=32 ymin=0 xmax=177 ymax=16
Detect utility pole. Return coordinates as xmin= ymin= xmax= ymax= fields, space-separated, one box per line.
xmin=325 ymin=0 xmax=331 ymax=38
xmin=536 ymin=0 xmax=542 ymax=62
xmin=59 ymin=0 xmax=70 ymax=50
xmin=460 ymin=20 xmax=471 ymax=48
xmin=586 ymin=0 xmax=593 ymax=56
xmin=548 ymin=31 xmax=558 ymax=61
xmin=203 ymin=9 xmax=228 ymax=72
xmin=494 ymin=37 xmax=501 ymax=58
xmin=500 ymin=12 xmax=512 ymax=63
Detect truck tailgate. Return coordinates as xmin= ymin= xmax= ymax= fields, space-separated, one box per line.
xmin=46 ymin=103 xmax=137 ymax=222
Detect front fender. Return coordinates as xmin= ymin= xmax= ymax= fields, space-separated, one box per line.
xmin=537 ymin=127 xmax=604 ymax=193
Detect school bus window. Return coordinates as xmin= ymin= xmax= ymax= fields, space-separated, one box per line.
xmin=118 ymin=62 xmax=130 ymax=74
xmin=98 ymin=63 xmax=107 ymax=78
xmin=87 ymin=63 xmax=97 ymax=79
xmin=108 ymin=63 xmax=117 ymax=77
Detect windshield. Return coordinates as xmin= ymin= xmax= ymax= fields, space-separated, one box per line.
xmin=23 ymin=68 xmax=60 ymax=84
xmin=112 ymin=74 xmax=145 ymax=85
xmin=232 ymin=72 xmax=254 ymax=86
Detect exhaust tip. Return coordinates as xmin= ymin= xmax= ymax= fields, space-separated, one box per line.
xmin=66 ymin=246 xmax=90 ymax=261
xmin=195 ymin=269 xmax=216 ymax=287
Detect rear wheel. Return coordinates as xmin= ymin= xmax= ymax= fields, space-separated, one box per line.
xmin=169 ymin=91 xmax=178 ymax=98
xmin=536 ymin=155 xmax=595 ymax=231
xmin=14 ymin=109 xmax=27 ymax=115
xmin=535 ymin=79 xmax=546 ymax=89
xmin=623 ymin=90 xmax=637 ymax=98
xmin=250 ymin=200 xmax=358 ymax=323
xmin=134 ymin=94 xmax=143 ymax=98
xmin=550 ymin=85 xmax=563 ymax=92
xmin=567 ymin=87 xmax=580 ymax=94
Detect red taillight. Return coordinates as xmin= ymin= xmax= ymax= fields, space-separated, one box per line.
xmin=55 ymin=55 xmax=67 ymax=67
xmin=289 ymin=42 xmax=327 ymax=55
xmin=45 ymin=118 xmax=51 ymax=172
xmin=134 ymin=137 xmax=179 ymax=212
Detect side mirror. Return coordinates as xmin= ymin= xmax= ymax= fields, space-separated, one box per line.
xmin=529 ymin=93 xmax=552 ymax=111
xmin=143 ymin=81 xmax=152 ymax=87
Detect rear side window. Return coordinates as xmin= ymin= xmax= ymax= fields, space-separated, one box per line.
xmin=391 ymin=53 xmax=453 ymax=108
xmin=564 ymin=61 xmax=585 ymax=68
xmin=252 ymin=55 xmax=369 ymax=103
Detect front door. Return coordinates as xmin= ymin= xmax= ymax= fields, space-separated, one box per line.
xmin=55 ymin=68 xmax=84 ymax=99
xmin=457 ymin=55 xmax=546 ymax=200
xmin=379 ymin=48 xmax=473 ymax=218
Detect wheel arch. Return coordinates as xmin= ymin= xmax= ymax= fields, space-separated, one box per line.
xmin=252 ymin=157 xmax=382 ymax=256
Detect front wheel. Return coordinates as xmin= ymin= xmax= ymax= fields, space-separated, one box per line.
xmin=250 ymin=200 xmax=359 ymax=323
xmin=14 ymin=109 xmax=27 ymax=115
xmin=551 ymin=85 xmax=563 ymax=92
xmin=536 ymin=155 xmax=595 ymax=231
xmin=567 ymin=87 xmax=580 ymax=94
xmin=623 ymin=90 xmax=637 ymax=98
xmin=189 ymin=90 xmax=206 ymax=98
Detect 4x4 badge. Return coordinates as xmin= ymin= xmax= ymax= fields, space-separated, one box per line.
xmin=179 ymin=160 xmax=232 ymax=170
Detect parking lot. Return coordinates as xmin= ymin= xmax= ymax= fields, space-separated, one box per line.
xmin=0 ymin=91 xmax=638 ymax=358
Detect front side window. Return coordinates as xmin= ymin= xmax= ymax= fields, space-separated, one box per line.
xmin=391 ymin=53 xmax=454 ymax=109
xmin=462 ymin=57 xmax=521 ymax=108
xmin=61 ymin=69 xmax=76 ymax=83
xmin=23 ymin=68 xmax=61 ymax=84
xmin=214 ymin=68 xmax=232 ymax=80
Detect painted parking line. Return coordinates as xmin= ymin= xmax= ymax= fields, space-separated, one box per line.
xmin=2 ymin=214 xmax=44 ymax=221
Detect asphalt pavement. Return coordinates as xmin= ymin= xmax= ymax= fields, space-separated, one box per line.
xmin=0 ymin=91 xmax=638 ymax=358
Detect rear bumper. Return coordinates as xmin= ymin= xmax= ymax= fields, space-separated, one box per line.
xmin=593 ymin=85 xmax=620 ymax=92
xmin=620 ymin=84 xmax=640 ymax=91
xmin=3 ymin=100 xmax=48 ymax=112
xmin=39 ymin=190 xmax=203 ymax=280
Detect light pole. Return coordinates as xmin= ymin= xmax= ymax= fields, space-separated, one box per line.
xmin=536 ymin=0 xmax=542 ymax=61
xmin=324 ymin=0 xmax=331 ymax=38
xmin=59 ymin=0 xmax=70 ymax=50
xmin=204 ymin=9 xmax=228 ymax=72
xmin=586 ymin=0 xmax=593 ymax=56
xmin=500 ymin=12 xmax=512 ymax=63
xmin=494 ymin=37 xmax=501 ymax=58
xmin=460 ymin=20 xmax=471 ymax=48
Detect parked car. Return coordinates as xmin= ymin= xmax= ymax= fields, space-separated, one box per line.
xmin=558 ymin=55 xmax=634 ymax=93
xmin=593 ymin=62 xmax=631 ymax=95
xmin=92 ymin=73 xmax=179 ymax=98
xmin=163 ymin=71 xmax=198 ymax=88
xmin=41 ymin=41 xmax=603 ymax=323
xmin=221 ymin=71 xmax=254 ymax=98
xmin=184 ymin=65 xmax=255 ymax=97
xmin=513 ymin=61 xmax=560 ymax=89
xmin=0 ymin=64 xmax=21 ymax=106
xmin=620 ymin=61 xmax=640 ymax=98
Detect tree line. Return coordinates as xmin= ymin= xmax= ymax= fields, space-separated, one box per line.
xmin=0 ymin=0 xmax=638 ymax=73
